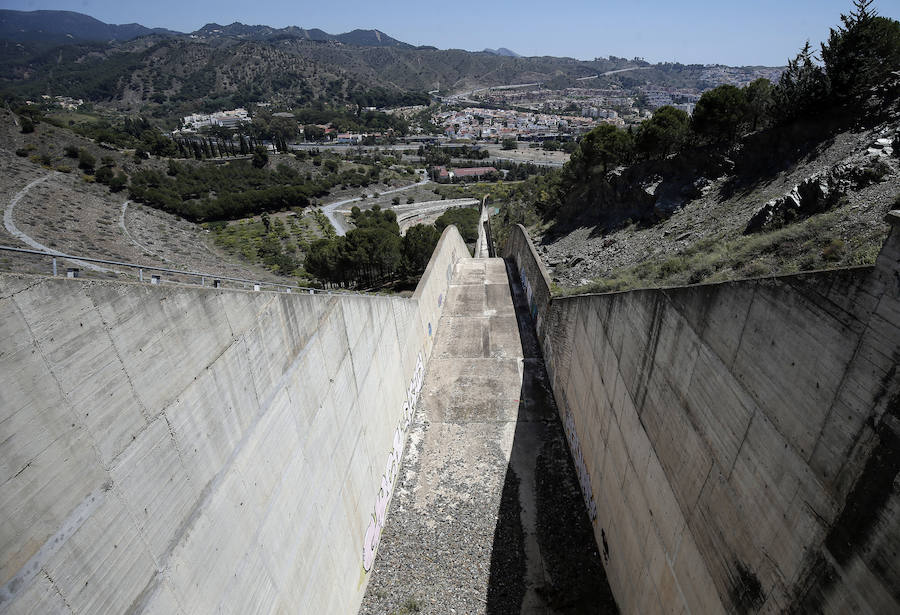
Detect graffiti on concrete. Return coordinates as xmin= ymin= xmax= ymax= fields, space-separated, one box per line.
xmin=362 ymin=351 xmax=426 ymax=571
xmin=518 ymin=263 xmax=542 ymax=334
xmin=563 ymin=405 xmax=598 ymax=522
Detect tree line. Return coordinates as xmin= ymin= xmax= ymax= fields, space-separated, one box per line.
xmin=127 ymin=156 xmax=382 ymax=221
xmin=553 ymin=0 xmax=899 ymax=214
xmin=304 ymin=206 xmax=480 ymax=288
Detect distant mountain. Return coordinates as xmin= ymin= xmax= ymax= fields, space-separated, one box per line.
xmin=0 ymin=9 xmax=783 ymax=113
xmin=0 ymin=10 xmax=178 ymax=43
xmin=483 ymin=48 xmax=521 ymax=58
xmin=192 ymin=22 xmax=410 ymax=47
xmin=0 ymin=10 xmax=412 ymax=48
xmin=335 ymin=29 xmax=411 ymax=48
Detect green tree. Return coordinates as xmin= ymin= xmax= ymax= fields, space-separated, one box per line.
xmin=772 ymin=42 xmax=830 ymax=123
xmin=108 ymin=173 xmax=127 ymax=193
xmin=304 ymin=124 xmax=325 ymax=142
xmin=821 ymin=1 xmax=900 ymax=109
xmin=20 ymin=116 xmax=34 ymax=133
xmin=565 ymin=124 xmax=634 ymax=180
xmin=691 ymin=85 xmax=747 ymax=144
xmin=304 ymin=238 xmax=340 ymax=281
xmin=252 ymin=146 xmax=269 ymax=169
xmin=95 ymin=165 xmax=114 ymax=184
xmin=635 ymin=106 xmax=690 ymax=159
xmin=743 ymin=78 xmax=774 ymax=131
xmin=402 ymin=224 xmax=440 ymax=274
xmin=435 ymin=207 xmax=480 ymax=242
xmin=78 ymin=149 xmax=96 ymax=172
xmin=501 ymin=137 xmax=518 ymax=150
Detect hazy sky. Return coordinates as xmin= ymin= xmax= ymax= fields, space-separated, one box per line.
xmin=5 ymin=0 xmax=898 ymax=66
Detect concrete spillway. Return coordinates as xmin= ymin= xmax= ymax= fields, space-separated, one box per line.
xmin=1 ymin=211 xmax=899 ymax=614
xmin=358 ymin=258 xmax=615 ymax=613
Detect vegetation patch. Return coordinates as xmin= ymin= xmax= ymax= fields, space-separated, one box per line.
xmin=558 ymin=208 xmax=889 ymax=295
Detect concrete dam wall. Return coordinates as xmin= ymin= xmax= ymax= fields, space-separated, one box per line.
xmin=504 ymin=212 xmax=900 ymax=613
xmin=0 ymin=227 xmax=469 ymax=614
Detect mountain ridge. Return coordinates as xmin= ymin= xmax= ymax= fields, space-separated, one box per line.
xmin=483 ymin=47 xmax=520 ymax=57
xmin=0 ymin=9 xmax=411 ymax=48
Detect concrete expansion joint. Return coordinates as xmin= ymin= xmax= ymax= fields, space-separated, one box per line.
xmin=41 ymin=569 xmax=74 ymax=615
xmin=91 ymin=293 xmax=154 ymax=424
xmin=7 ymin=296 xmax=114 ymax=478
xmin=0 ymin=278 xmax=44 ymax=301
xmin=161 ymin=412 xmax=192 ymax=472
xmin=201 ymin=337 xmax=237 ymax=373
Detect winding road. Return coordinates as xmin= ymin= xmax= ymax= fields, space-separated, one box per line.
xmin=320 ymin=170 xmax=429 ymax=235
xmin=4 ymin=173 xmax=112 ymax=273
xmin=575 ymin=65 xmax=652 ymax=81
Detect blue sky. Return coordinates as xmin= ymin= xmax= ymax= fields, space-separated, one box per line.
xmin=5 ymin=0 xmax=898 ymax=66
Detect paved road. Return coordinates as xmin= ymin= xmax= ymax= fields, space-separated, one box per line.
xmin=575 ymin=65 xmax=652 ymax=82
xmin=320 ymin=171 xmax=429 ymax=236
xmin=394 ymin=198 xmax=479 ymax=233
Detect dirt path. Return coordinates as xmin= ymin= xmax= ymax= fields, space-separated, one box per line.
xmin=117 ymin=200 xmax=164 ymax=261
xmin=4 ymin=172 xmax=112 ymax=273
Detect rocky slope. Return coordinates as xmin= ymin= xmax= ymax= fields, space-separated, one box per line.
xmin=535 ymin=121 xmax=900 ymax=291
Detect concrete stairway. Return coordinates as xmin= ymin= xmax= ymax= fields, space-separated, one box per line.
xmin=358 ymin=259 xmax=617 ymax=614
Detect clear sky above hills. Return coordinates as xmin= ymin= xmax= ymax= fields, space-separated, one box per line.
xmin=5 ymin=0 xmax=898 ymax=66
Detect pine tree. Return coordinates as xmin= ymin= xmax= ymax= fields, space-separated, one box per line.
xmin=821 ymin=0 xmax=900 ymax=108
xmin=772 ymin=42 xmax=829 ymax=122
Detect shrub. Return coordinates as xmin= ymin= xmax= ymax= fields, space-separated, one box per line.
xmin=822 ymin=238 xmax=845 ymax=261
xmin=78 ymin=149 xmax=96 ymax=172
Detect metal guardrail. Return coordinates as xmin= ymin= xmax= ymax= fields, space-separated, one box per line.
xmin=0 ymin=245 xmax=363 ymax=295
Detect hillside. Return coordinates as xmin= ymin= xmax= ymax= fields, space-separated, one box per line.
xmin=0 ymin=10 xmax=783 ymax=112
xmin=0 ymin=36 xmax=622 ymax=108
xmin=533 ymin=122 xmax=899 ymax=291
xmin=0 ymin=9 xmax=178 ymax=42
xmin=0 ymin=107 xmax=312 ymax=283
xmin=0 ymin=9 xmax=410 ymax=47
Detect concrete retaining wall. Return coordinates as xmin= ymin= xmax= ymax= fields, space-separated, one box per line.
xmin=504 ymin=216 xmax=900 ymax=614
xmin=0 ymin=226 xmax=469 ymax=614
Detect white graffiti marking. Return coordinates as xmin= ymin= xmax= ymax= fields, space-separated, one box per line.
xmin=564 ymin=404 xmax=598 ymax=522
xmin=362 ymin=351 xmax=426 ymax=571
xmin=516 ymin=255 xmax=542 ymax=335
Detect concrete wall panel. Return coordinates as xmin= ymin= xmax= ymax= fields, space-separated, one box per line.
xmin=503 ymin=215 xmax=900 ymax=614
xmin=0 ymin=225 xmax=470 ymax=614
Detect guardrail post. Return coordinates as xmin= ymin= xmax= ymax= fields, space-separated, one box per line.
xmin=285 ymin=288 xmax=291 ymax=294
xmin=201 ymin=276 xmax=205 ymax=287
xmin=253 ymin=284 xmax=261 ymax=292
xmin=139 ymin=268 xmax=143 ymax=282
xmin=52 ymin=258 xmax=57 ymax=276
